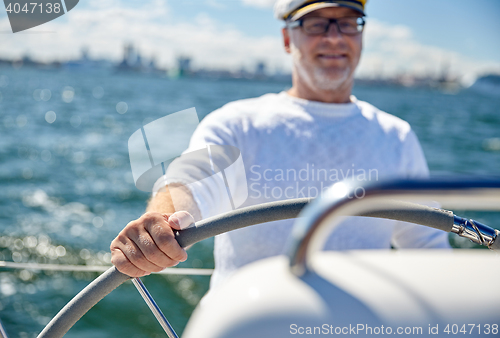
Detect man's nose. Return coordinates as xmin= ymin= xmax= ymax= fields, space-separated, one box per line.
xmin=325 ymin=22 xmax=343 ymax=39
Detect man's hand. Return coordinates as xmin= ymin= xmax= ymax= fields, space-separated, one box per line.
xmin=110 ymin=211 xmax=194 ymax=277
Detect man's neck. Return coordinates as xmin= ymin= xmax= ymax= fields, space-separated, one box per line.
xmin=287 ymin=74 xmax=354 ymax=104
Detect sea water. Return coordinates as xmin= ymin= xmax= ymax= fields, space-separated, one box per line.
xmin=0 ymin=67 xmax=499 ymax=337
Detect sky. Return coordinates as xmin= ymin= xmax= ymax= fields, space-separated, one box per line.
xmin=0 ymin=0 xmax=499 ymax=84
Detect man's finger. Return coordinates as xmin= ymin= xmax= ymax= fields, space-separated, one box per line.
xmin=131 ymin=229 xmax=180 ymax=268
xmin=110 ymin=247 xmax=149 ymax=278
xmin=145 ymin=219 xmax=188 ymax=262
xmin=112 ymin=233 xmax=165 ymax=272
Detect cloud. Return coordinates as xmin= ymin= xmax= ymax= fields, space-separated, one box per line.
xmin=205 ymin=0 xmax=227 ymax=10
xmin=241 ymin=0 xmax=277 ymax=9
xmin=356 ymin=19 xmax=500 ymax=84
xmin=0 ymin=1 xmax=288 ymax=72
xmin=0 ymin=1 xmax=498 ymax=84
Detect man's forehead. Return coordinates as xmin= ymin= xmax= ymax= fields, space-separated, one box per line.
xmin=301 ymin=6 xmax=361 ymax=18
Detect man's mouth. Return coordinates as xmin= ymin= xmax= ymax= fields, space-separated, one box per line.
xmin=317 ymin=53 xmax=346 ymax=59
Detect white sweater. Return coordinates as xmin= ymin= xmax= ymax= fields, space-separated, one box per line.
xmin=155 ymin=92 xmax=450 ymax=288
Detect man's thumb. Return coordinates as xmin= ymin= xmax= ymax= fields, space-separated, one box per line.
xmin=167 ymin=211 xmax=195 ymax=230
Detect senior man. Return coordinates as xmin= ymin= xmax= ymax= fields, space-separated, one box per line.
xmin=110 ymin=0 xmax=450 ymax=285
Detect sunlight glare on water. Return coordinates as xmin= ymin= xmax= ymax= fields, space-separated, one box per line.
xmin=0 ymin=66 xmax=499 ymax=337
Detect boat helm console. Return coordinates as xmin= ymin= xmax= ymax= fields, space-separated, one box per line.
xmin=36 ymin=178 xmax=500 ymax=338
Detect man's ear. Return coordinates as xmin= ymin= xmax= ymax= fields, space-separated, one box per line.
xmin=282 ymin=27 xmax=291 ymax=54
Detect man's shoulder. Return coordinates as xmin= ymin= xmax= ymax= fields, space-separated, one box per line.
xmin=197 ymin=92 xmax=285 ymax=134
xmin=210 ymin=92 xmax=282 ymax=118
xmin=356 ymin=99 xmax=412 ymax=136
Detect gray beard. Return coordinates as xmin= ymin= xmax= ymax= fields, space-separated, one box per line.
xmin=291 ymin=43 xmax=351 ymax=92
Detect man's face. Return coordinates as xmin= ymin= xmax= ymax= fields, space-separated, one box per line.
xmin=283 ymin=7 xmax=363 ymax=92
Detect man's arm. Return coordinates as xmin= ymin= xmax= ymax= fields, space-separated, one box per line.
xmin=146 ymin=183 xmax=202 ymax=220
xmin=110 ymin=184 xmax=201 ymax=277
